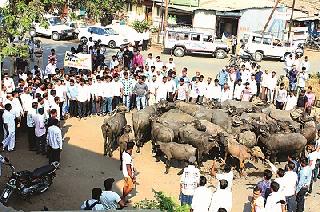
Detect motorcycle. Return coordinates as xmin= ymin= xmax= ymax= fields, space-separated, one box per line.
xmin=0 ymin=157 xmax=59 ymax=204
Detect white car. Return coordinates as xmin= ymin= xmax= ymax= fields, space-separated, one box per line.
xmin=78 ymin=26 xmax=129 ymax=49
xmin=34 ymin=16 xmax=75 ymax=41
xmin=243 ymin=32 xmax=304 ymax=62
xmin=105 ymin=24 xmax=142 ymax=45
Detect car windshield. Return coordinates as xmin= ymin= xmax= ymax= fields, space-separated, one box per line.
xmin=49 ymin=17 xmax=63 ymax=26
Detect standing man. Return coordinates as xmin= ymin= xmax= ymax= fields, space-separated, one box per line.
xmin=122 ymin=141 xmax=135 ymax=204
xmin=27 ymin=102 xmax=38 ymax=151
xmin=48 ymin=48 xmax=57 ymax=65
xmin=121 ymin=72 xmax=133 ymax=110
xmin=133 ymin=76 xmax=148 ymax=110
xmin=2 ymin=104 xmax=16 ymax=152
xmin=296 ymin=158 xmax=312 ymax=212
xmin=34 ymin=41 xmax=43 ymax=69
xmin=282 ymin=161 xmax=298 ymax=212
xmin=47 ymin=118 xmax=62 ymax=164
xmin=179 ymin=157 xmax=200 ymax=206
xmin=191 ymin=176 xmax=212 ymax=212
xmin=34 ymin=108 xmax=46 ymax=155
xmin=66 ymin=79 xmax=78 ymax=117
xmin=77 ymin=79 xmax=89 ymax=119
xmin=231 ymin=35 xmax=237 ymax=55
xmin=142 ymin=28 xmax=150 ymax=51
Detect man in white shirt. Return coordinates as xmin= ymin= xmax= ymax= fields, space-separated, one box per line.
xmin=264 ymin=181 xmax=286 ymax=212
xmin=147 ymin=75 xmax=157 ymax=105
xmin=20 ymin=87 xmax=33 ymax=115
xmin=209 ymin=179 xmax=232 ymax=212
xmin=27 ymin=102 xmax=38 ymax=151
xmin=191 ymin=176 xmax=212 ymax=212
xmin=308 ymin=147 xmax=320 ymax=193
xmin=3 ymin=73 xmax=15 ymax=93
xmin=221 ymin=85 xmax=233 ymax=103
xmin=267 ymin=71 xmax=277 ymax=103
xmin=282 ymin=162 xmax=298 ymax=212
xmin=284 ymin=91 xmax=297 ymax=111
xmin=297 ymin=67 xmax=308 ymax=92
xmin=300 ymin=56 xmax=310 ymax=73
xmin=112 ymin=75 xmax=124 ymax=109
xmin=233 ymin=79 xmax=243 ymax=101
xmin=81 ymin=188 xmax=105 ymax=210
xmin=154 ymin=56 xmax=163 ymax=72
xmin=102 ymin=76 xmax=114 ymax=115
xmin=2 ymin=104 xmax=16 ymax=152
xmin=166 ymin=75 xmax=176 ymax=102
xmin=100 ymin=178 xmax=125 ymax=210
xmin=122 ymin=142 xmax=135 ymax=204
xmin=47 ymin=118 xmax=62 ymax=164
xmin=175 ymin=78 xmax=188 ymax=101
xmin=145 ymin=53 xmax=155 ymax=69
xmin=213 ymin=164 xmax=233 ymax=192
xmin=180 ymin=157 xmax=200 ymax=205
xmin=155 ymin=77 xmax=168 ymax=103
xmin=275 ymin=83 xmax=287 ymax=110
xmin=34 ymin=108 xmax=46 ymax=155
xmin=166 ymin=57 xmax=176 ymax=71
xmin=45 ymin=59 xmax=57 ymax=78
xmin=109 ymin=55 xmax=120 ymax=70
xmin=77 ymin=79 xmax=90 ymax=119
xmin=55 ymin=80 xmax=67 ymax=120
xmin=206 ymin=78 xmax=221 ymax=102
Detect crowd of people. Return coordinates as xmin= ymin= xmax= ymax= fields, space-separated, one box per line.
xmin=0 ymin=37 xmax=319 ymax=211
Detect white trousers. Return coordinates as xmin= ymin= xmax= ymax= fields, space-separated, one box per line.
xmin=2 ymin=131 xmax=16 ymax=151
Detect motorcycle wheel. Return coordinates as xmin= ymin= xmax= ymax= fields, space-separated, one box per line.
xmin=39 ymin=175 xmax=53 ymax=193
xmin=0 ymin=186 xmax=14 ymax=204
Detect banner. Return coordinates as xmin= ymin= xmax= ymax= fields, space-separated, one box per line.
xmin=63 ymin=51 xmax=92 ymax=70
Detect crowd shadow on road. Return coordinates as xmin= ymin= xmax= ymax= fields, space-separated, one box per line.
xmin=0 ymin=123 xmax=127 ymax=211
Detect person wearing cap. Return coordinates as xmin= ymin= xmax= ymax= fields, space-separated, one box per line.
xmin=179 ymin=156 xmax=200 ymax=205
xmin=81 ymin=188 xmax=105 ymax=210
xmin=100 ymin=178 xmax=125 ymax=210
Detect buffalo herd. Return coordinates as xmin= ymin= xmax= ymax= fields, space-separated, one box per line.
xmin=101 ymin=100 xmax=318 ymax=174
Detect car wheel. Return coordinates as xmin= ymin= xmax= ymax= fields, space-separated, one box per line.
xmin=108 ymin=40 xmax=116 ymax=48
xmin=173 ymin=47 xmax=185 ymax=57
xmin=215 ymin=49 xmax=226 ymax=59
xmin=52 ymin=32 xmax=60 ymax=41
xmin=254 ymin=52 xmax=263 ymax=62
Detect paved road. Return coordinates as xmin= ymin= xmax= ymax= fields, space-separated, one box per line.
xmin=3 ymin=37 xmax=320 ymax=78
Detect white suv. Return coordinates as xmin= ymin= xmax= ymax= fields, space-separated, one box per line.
xmin=78 ymin=26 xmax=129 ymax=49
xmin=164 ymin=28 xmax=230 ymax=59
xmin=243 ymin=32 xmax=303 ymax=62
xmin=34 ymin=16 xmax=75 ymax=41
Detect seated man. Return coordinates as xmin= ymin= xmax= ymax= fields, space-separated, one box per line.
xmin=100 ymin=178 xmax=125 ymax=210
xmin=80 ymin=188 xmax=104 ymax=210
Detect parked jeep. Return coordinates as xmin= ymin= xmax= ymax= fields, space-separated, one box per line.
xmin=164 ymin=28 xmax=230 ymax=59
xmin=242 ymin=32 xmax=303 ymax=62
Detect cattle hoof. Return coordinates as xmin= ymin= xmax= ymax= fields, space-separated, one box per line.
xmin=108 ymin=153 xmax=113 ymax=157
xmin=155 ymin=159 xmax=160 ymax=162
xmin=164 ymin=170 xmax=169 ymax=174
xmin=136 ymin=149 xmax=140 ymax=153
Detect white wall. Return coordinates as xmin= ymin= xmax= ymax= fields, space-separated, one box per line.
xmin=127 ymin=5 xmax=146 ymax=23
xmin=238 ymin=8 xmax=285 ymax=39
xmin=193 ymin=10 xmax=216 ymax=30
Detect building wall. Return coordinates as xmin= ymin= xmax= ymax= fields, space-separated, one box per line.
xmin=193 ymin=10 xmax=216 ymax=30
xmin=126 ymin=4 xmax=146 ymax=24
xmin=238 ymin=7 xmax=285 ymax=39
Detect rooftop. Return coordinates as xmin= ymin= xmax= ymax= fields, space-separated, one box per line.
xmin=198 ymin=0 xmax=278 ymax=11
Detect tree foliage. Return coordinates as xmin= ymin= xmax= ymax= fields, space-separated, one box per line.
xmin=0 ymin=0 xmax=62 ymax=58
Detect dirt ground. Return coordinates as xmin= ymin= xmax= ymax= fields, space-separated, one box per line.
xmin=0 ymin=113 xmax=319 ymax=212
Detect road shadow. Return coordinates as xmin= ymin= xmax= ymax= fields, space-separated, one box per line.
xmin=0 ymin=123 xmax=127 ymax=211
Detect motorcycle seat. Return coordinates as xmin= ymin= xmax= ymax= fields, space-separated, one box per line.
xmin=32 ymin=165 xmax=55 ymax=177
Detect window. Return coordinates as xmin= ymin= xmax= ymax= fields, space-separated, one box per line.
xmin=263 ymin=38 xmax=272 ymax=45
xmin=252 ymin=36 xmax=262 ymax=44
xmin=168 ymin=31 xmax=176 ymax=39
xmin=156 ymin=7 xmax=160 ymax=16
xmin=175 ymin=32 xmax=189 ymax=40
xmin=191 ymin=34 xmax=200 ymax=41
xmin=96 ymin=28 xmax=106 ymax=35
xmin=203 ymin=35 xmax=213 ymax=42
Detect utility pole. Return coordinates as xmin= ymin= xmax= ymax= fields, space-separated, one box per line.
xmin=263 ymin=0 xmax=281 ymax=33
xmin=288 ymin=0 xmax=296 ymax=41
xmin=164 ymin=0 xmax=169 ymax=29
